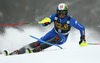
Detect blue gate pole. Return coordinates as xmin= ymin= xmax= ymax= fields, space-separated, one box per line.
xmin=30 ymin=35 xmax=63 ymax=49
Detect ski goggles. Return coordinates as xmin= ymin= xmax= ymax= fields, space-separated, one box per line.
xmin=57 ymin=10 xmax=67 ymax=15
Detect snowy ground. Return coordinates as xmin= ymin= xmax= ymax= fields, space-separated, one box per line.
xmin=0 ymin=46 xmax=100 ymax=63
xmin=0 ymin=26 xmax=100 ymax=63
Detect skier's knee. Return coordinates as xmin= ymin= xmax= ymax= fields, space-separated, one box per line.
xmin=47 ymin=34 xmax=61 ymax=44
xmin=57 ymin=34 xmax=67 ymax=45
xmin=29 ymin=41 xmax=40 ymax=48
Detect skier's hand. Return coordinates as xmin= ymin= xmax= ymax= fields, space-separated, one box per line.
xmin=79 ymin=42 xmax=88 ymax=47
xmin=43 ymin=22 xmax=51 ymax=26
xmin=40 ymin=17 xmax=51 ymax=23
xmin=40 ymin=17 xmax=51 ymax=26
xmin=79 ymin=36 xmax=87 ymax=47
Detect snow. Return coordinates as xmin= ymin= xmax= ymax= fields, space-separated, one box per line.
xmin=0 ymin=26 xmax=100 ymax=63
xmin=0 ymin=46 xmax=100 ymax=63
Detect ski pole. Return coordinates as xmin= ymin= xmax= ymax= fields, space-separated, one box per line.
xmin=87 ymin=43 xmax=100 ymax=45
xmin=29 ymin=35 xmax=63 ymax=49
xmin=0 ymin=21 xmax=42 ymax=26
xmin=0 ymin=22 xmax=39 ymax=26
xmin=0 ymin=17 xmax=51 ymax=26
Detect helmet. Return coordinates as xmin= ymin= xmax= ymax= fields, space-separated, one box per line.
xmin=57 ymin=3 xmax=68 ymax=15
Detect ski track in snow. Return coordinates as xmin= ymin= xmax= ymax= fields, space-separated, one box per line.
xmin=0 ymin=26 xmax=100 ymax=63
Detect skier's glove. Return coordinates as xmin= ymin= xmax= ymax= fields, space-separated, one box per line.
xmin=43 ymin=22 xmax=51 ymax=26
xmin=79 ymin=36 xmax=87 ymax=47
xmin=40 ymin=17 xmax=51 ymax=26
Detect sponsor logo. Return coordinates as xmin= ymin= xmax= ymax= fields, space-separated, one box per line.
xmin=60 ymin=5 xmax=63 ymax=8
xmin=78 ymin=24 xmax=83 ymax=28
xmin=55 ymin=21 xmax=69 ymax=30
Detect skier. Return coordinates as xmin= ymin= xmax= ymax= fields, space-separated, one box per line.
xmin=6 ymin=3 xmax=87 ymax=55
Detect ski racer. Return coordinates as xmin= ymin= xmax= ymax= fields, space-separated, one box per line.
xmin=6 ymin=3 xmax=87 ymax=55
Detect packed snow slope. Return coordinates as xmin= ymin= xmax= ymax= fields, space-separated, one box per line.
xmin=0 ymin=46 xmax=100 ymax=63
xmin=0 ymin=26 xmax=100 ymax=63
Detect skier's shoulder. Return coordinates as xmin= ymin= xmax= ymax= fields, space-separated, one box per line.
xmin=67 ymin=15 xmax=78 ymax=26
xmin=67 ymin=15 xmax=76 ymax=22
xmin=49 ymin=13 xmax=57 ymax=18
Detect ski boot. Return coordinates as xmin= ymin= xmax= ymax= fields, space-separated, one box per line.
xmin=9 ymin=50 xmax=19 ymax=55
xmin=4 ymin=50 xmax=10 ymax=56
xmin=27 ymin=48 xmax=34 ymax=53
xmin=27 ymin=46 xmax=42 ymax=53
xmin=4 ymin=50 xmax=19 ymax=56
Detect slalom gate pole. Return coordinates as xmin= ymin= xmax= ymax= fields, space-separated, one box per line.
xmin=30 ymin=35 xmax=63 ymax=49
xmin=87 ymin=43 xmax=100 ymax=45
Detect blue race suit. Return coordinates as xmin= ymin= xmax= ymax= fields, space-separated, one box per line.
xmin=38 ymin=13 xmax=85 ymax=45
